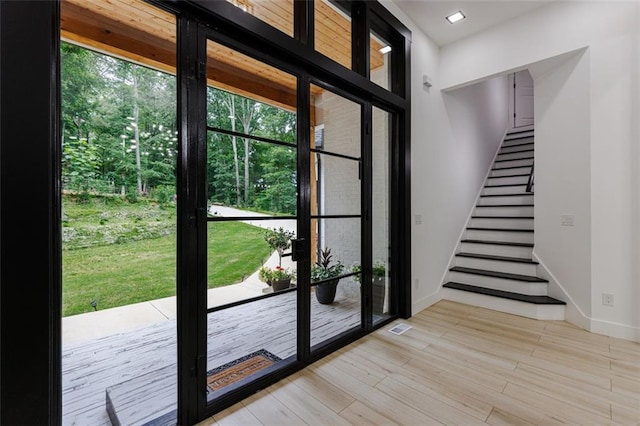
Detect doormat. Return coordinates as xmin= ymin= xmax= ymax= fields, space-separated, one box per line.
xmin=206 ymin=349 xmax=281 ymax=393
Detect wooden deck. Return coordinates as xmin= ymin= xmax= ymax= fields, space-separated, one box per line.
xmin=62 ymin=290 xmax=361 ymax=425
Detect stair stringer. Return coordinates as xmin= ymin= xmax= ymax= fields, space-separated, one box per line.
xmin=533 ymin=251 xmax=589 ymax=328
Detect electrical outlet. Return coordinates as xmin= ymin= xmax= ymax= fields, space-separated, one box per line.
xmin=414 ymin=278 xmax=420 ymax=289
xmin=602 ymin=293 xmax=614 ymax=306
xmin=415 ymin=214 xmax=422 ymax=225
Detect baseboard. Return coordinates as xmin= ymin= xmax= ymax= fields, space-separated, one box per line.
xmin=534 ymin=251 xmax=640 ymax=342
xmin=590 ymin=318 xmax=640 ymax=342
xmin=412 ymin=290 xmax=443 ymax=316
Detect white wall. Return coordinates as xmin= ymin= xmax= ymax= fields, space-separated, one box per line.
xmin=380 ymin=1 xmax=510 ymax=314
xmin=438 ymin=1 xmax=640 ymax=340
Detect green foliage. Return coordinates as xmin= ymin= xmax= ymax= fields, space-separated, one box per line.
xmin=264 ymin=226 xmax=295 ymax=266
xmin=311 ymin=247 xmax=344 ymax=282
xmin=153 ymin=184 xmax=176 ymax=204
xmin=352 ymin=262 xmax=386 ymax=283
xmin=258 ymin=265 xmax=296 ymax=285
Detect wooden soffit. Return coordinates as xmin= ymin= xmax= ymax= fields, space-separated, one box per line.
xmin=61 ymin=0 xmax=385 ymax=111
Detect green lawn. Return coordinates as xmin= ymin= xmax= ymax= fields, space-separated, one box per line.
xmin=63 ymin=218 xmax=271 ymax=317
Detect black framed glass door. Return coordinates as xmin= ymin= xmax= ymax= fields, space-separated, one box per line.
xmin=195 ymin=33 xmax=303 ymax=414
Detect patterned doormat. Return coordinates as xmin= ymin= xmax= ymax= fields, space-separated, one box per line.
xmin=206 ymin=349 xmax=281 ymax=393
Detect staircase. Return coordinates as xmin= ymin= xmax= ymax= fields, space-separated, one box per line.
xmin=442 ymin=127 xmax=566 ymax=320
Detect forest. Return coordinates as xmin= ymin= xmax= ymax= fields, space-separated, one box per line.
xmin=61 ymin=41 xmax=297 ymax=214
xmin=61 ymin=42 xmax=297 ymax=314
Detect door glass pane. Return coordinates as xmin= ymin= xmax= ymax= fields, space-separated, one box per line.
xmin=370 ymin=30 xmax=392 ymax=91
xmin=372 ymin=107 xmax=391 ymax=325
xmin=207 ymin=134 xmax=297 ymax=216
xmin=206 ymin=293 xmax=297 ymax=402
xmin=60 ymin=1 xmax=178 ymax=424
xmin=311 ymin=83 xmax=361 ymax=158
xmin=311 ymin=218 xmax=361 ymax=348
xmin=312 ymin=153 xmax=360 ymax=216
xmin=226 ymin=0 xmax=294 ymax=37
xmin=206 ymin=37 xmax=298 ymax=403
xmin=206 ymin=39 xmax=298 ymax=118
xmin=315 ymin=0 xmax=352 ymax=69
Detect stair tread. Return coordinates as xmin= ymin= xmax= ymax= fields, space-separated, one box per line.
xmin=475 ymin=204 xmax=534 ymax=207
xmin=461 ymin=239 xmax=534 ymax=247
xmin=484 ymin=184 xmax=527 ymax=188
xmin=506 ymin=129 xmax=535 ymax=135
xmin=472 ymin=216 xmax=534 ymax=219
xmin=495 ymin=156 xmax=534 ymax=163
xmin=480 ymin=193 xmax=533 ymax=197
xmin=492 ymin=165 xmax=534 ymax=171
xmin=487 ymin=173 xmax=530 ymax=179
xmin=449 ymin=266 xmax=547 ymax=282
xmin=501 ymin=141 xmax=535 ymax=149
xmin=456 ymin=252 xmax=539 ymax=264
xmin=467 ymin=227 xmax=534 ymax=232
xmin=503 ymin=135 xmax=535 ymax=142
xmin=443 ymin=282 xmax=565 ymax=305
xmin=499 ymin=148 xmax=534 ymax=155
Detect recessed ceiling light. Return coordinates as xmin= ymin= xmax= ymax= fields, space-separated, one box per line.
xmin=446 ymin=11 xmax=465 ymax=24
xmin=379 ymin=45 xmax=392 ymax=54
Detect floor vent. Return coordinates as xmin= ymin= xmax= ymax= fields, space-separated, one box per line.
xmin=388 ymin=323 xmax=412 ymax=335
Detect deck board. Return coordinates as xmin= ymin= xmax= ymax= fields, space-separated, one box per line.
xmin=62 ymin=290 xmax=360 ymax=425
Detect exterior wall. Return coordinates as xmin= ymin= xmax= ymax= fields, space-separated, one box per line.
xmin=314 ymin=90 xmax=361 ymax=298
xmin=437 ymin=1 xmax=640 ymax=340
xmin=314 ymin=64 xmax=391 ymax=300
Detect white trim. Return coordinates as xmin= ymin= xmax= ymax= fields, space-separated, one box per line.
xmin=534 ymin=251 xmax=640 ymax=342
xmin=412 ymin=289 xmax=443 ymax=316
xmin=437 ymin=127 xmax=510 ymax=288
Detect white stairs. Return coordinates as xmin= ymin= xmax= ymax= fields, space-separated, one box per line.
xmin=442 ymin=128 xmax=566 ymax=320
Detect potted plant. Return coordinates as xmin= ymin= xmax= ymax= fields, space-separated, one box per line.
xmin=264 ymin=227 xmax=295 ymax=266
xmin=352 ymin=261 xmax=386 ymax=314
xmin=311 ymin=247 xmax=344 ymax=304
xmin=259 ymin=265 xmax=296 ymax=291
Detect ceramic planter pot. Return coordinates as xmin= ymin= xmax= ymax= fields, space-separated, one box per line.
xmin=270 ymin=279 xmax=291 ymax=292
xmin=315 ymin=278 xmax=339 ymax=304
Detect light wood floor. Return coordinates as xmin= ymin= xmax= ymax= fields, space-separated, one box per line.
xmin=197 ymin=300 xmax=640 ymax=426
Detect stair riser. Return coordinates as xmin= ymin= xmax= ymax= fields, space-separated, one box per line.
xmin=441 ymin=289 xmax=565 ymax=320
xmin=469 ymin=217 xmax=534 ymax=228
xmin=493 ymin=158 xmax=534 ymax=168
xmin=447 ymin=271 xmax=548 ymax=296
xmin=486 ymin=175 xmax=529 ymax=186
xmin=460 ymin=242 xmax=533 ymax=258
xmin=474 ymin=205 xmax=533 ymax=216
xmin=490 ymin=166 xmax=532 ymax=177
xmin=503 ymin=136 xmax=534 ymax=146
xmin=482 ymin=185 xmax=528 ymax=196
xmin=454 ymin=256 xmax=538 ymax=276
xmin=496 ymin=151 xmax=534 ymax=161
xmin=500 ymin=143 xmax=534 ymax=154
xmin=478 ymin=194 xmax=534 ymax=206
xmin=465 ymin=229 xmax=534 ymax=244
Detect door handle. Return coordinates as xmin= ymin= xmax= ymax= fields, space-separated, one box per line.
xmin=291 ymin=238 xmax=307 ymax=262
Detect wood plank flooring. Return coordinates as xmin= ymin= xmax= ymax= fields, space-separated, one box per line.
xmin=197 ymin=300 xmax=640 ymax=426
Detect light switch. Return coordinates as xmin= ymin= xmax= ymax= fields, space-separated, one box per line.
xmin=561 ymin=214 xmax=574 ymax=226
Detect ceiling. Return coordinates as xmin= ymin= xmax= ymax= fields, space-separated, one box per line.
xmin=392 ymin=0 xmax=556 ymax=47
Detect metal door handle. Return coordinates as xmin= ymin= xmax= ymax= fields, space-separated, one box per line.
xmin=291 ymin=238 xmax=307 ymax=261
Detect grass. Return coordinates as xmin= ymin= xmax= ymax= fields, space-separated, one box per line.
xmin=62 ymin=195 xmax=272 ymax=317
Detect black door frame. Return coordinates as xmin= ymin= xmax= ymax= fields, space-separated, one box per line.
xmin=0 ymin=1 xmax=411 ymax=424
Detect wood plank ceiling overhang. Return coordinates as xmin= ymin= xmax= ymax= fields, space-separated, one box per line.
xmin=61 ymin=0 xmax=385 ymax=112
